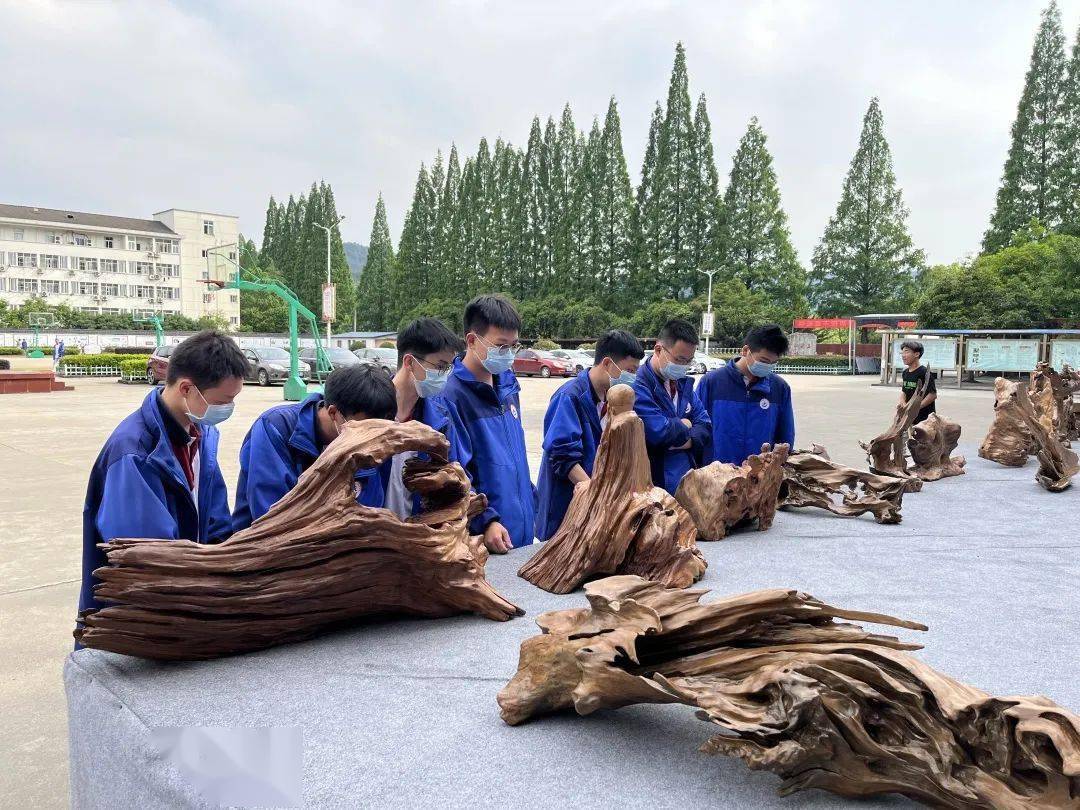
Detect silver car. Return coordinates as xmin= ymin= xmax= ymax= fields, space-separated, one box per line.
xmin=353 ymin=346 xmax=398 ymax=373
xmin=551 ymin=349 xmax=594 ymax=373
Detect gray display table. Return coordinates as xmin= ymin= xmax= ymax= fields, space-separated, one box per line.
xmin=65 ymin=450 xmax=1079 ymax=808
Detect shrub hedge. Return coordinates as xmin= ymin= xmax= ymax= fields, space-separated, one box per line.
xmin=60 ymin=353 xmax=148 ymax=369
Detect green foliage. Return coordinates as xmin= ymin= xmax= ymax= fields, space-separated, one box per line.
xmin=532 ymin=337 xmax=560 ymax=350
xmin=915 ymin=234 xmax=1080 ymax=327
xmin=984 ymin=2 xmax=1071 ymax=252
xmin=355 ymin=195 xmax=396 ymax=330
xmin=235 ymin=239 xmax=290 ymax=333
xmin=60 ymin=353 xmax=147 ymax=369
xmin=810 ymin=98 xmax=924 ymax=315
xmin=378 ymin=340 xmax=396 ymax=349
xmin=0 ymin=298 xmax=225 ymax=332
xmin=119 ymin=357 xmax=148 ymax=374
xmin=396 ymin=298 xmax=465 ymax=335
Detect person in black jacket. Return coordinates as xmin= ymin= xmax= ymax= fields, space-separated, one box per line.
xmin=898 ymin=340 xmax=937 ymax=423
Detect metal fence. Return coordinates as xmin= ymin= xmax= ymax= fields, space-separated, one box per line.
xmin=58 ymin=364 xmax=122 ymax=377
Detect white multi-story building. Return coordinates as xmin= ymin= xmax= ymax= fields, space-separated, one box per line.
xmin=0 ymin=203 xmax=241 ymax=328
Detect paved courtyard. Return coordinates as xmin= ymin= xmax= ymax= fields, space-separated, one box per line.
xmin=0 ymin=367 xmax=1013 ymax=806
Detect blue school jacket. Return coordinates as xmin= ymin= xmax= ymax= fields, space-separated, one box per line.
xmin=535 ymin=371 xmax=603 ymax=541
xmin=632 ymin=360 xmax=711 ymax=494
xmin=231 ymin=393 xmax=385 ymax=533
xmin=387 ymin=395 xmax=456 ymax=518
xmin=696 ymin=360 xmax=795 ymax=465
xmin=441 ymin=358 xmax=537 ymax=548
xmin=79 ymin=389 xmax=232 ymax=619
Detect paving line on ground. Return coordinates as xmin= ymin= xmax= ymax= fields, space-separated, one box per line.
xmin=1 ymin=577 xmax=79 ymax=596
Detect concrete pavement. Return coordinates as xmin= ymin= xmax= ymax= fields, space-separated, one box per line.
xmin=0 ymin=371 xmax=999 ymax=807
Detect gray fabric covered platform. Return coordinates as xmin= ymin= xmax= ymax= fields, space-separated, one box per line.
xmin=64 ymin=447 xmax=1079 ymax=809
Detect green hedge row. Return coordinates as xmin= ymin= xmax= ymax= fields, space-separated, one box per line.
xmin=119 ymin=357 xmax=149 ymax=374
xmin=60 ymin=353 xmax=149 ymax=368
xmin=103 ymin=345 xmax=160 ymax=355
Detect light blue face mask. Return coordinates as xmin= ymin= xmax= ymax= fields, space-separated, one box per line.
xmin=749 ymin=358 xmax=777 ymax=378
xmin=661 ymin=362 xmax=689 ymax=381
xmin=413 ymin=365 xmax=450 ymax=398
xmin=476 ymin=336 xmax=516 ymax=375
xmin=184 ymin=387 xmax=234 ymax=426
xmin=610 ymin=369 xmax=637 ymax=386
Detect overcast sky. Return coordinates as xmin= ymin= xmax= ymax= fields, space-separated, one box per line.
xmin=2 ymin=0 xmax=1078 ymax=268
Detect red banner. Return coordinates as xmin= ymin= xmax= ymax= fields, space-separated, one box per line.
xmin=792 ymin=318 xmax=854 ymax=329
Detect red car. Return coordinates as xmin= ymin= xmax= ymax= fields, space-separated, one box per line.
xmin=145 ymin=344 xmax=174 ymax=384
xmin=512 ymin=349 xmax=574 ymax=378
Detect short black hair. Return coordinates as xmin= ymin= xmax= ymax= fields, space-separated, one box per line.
xmin=594 ymin=329 xmax=644 ymax=366
xmin=166 ymin=330 xmax=247 ymax=388
xmin=397 ymin=318 xmax=465 ymax=366
xmin=745 ymin=325 xmax=790 ymax=356
xmin=463 ymin=294 xmax=521 ymax=336
xmin=900 ymin=340 xmax=924 ymax=358
xmin=324 ymin=364 xmax=396 ymax=420
xmin=658 ymin=319 xmax=698 ymax=348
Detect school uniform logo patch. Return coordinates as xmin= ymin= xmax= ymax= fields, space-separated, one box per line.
xmin=510 ymin=404 xmax=519 ymax=420
xmin=759 ymin=398 xmax=770 ymax=410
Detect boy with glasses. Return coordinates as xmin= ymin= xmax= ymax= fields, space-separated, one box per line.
xmin=441 ymin=294 xmax=536 ymax=552
xmin=633 ymin=318 xmax=711 ymax=493
xmin=384 ymin=317 xmax=464 ymax=519
xmin=696 ymin=324 xmax=794 ymax=465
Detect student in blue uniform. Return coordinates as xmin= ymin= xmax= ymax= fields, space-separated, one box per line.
xmin=441 ymin=294 xmax=535 ymax=552
xmin=633 ymin=318 xmax=711 ymax=494
xmin=79 ymin=330 xmax=247 ymax=623
xmin=535 ymin=329 xmax=644 ymax=541
xmin=232 ymin=364 xmax=396 ymax=532
xmin=384 ymin=317 xmax=464 ymax=519
xmin=696 ymin=324 xmax=794 ymax=465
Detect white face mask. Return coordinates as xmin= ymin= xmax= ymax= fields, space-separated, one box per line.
xmin=183 ymin=386 xmax=234 ymax=427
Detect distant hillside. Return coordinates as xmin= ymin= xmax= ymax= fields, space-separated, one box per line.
xmin=344 ymin=242 xmax=368 ymax=281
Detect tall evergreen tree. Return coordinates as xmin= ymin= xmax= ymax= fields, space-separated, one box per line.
xmin=571 ymin=120 xmax=604 ymax=298
xmin=688 ymin=93 xmax=723 ymax=282
xmin=721 ymin=117 xmax=806 ymax=312
xmin=810 ymin=98 xmax=924 ymax=315
xmin=520 ymin=117 xmax=551 ymax=299
xmin=655 ymin=42 xmax=699 ymax=299
xmin=1056 ymin=23 xmax=1080 ymax=232
xmin=631 ymin=102 xmax=665 ymax=303
xmin=355 ymin=195 xmax=395 ymax=330
xmin=984 ymin=1 xmax=1068 ymax=252
xmin=489 ymin=140 xmax=523 ymax=294
xmin=550 ymin=105 xmax=580 ymax=293
xmin=395 ymin=162 xmax=437 ymax=315
xmin=434 ymin=145 xmax=462 ymax=300
xmin=596 ymin=97 xmax=635 ymax=309
xmin=261 ymin=197 xmax=278 ymax=258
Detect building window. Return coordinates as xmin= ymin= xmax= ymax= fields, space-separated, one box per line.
xmin=44 ymin=280 xmax=62 ymax=294
xmin=101 ymin=259 xmax=119 ymax=272
xmin=126 ymin=236 xmax=137 ymax=250
xmin=156 ymin=239 xmax=177 ymax=254
xmin=102 ymin=283 xmax=120 ymax=296
xmin=201 ymin=249 xmax=208 ymax=258
xmin=135 ymin=261 xmax=153 ymax=275
xmin=50 ymin=233 xmax=62 ymax=245
xmin=100 ymin=308 xmax=121 ymax=314
xmin=77 ymin=257 xmax=99 ymax=272
xmin=13 ymin=229 xmax=24 ymax=241
xmin=15 ymin=253 xmax=37 ymax=268
xmin=229 ymin=294 xmax=238 ymax=303
xmin=74 ymin=234 xmax=90 ymax=246
xmin=231 ymin=317 xmax=239 ymax=326
xmin=79 ymin=307 xmax=98 ymax=314
xmin=78 ymin=282 xmax=98 ymax=296
xmin=104 ymin=236 xmax=114 ymax=248
xmin=43 ymin=255 xmax=60 ymax=269
xmin=201 ymin=270 xmax=209 ymax=279
xmin=16 ymin=278 xmax=38 ymax=293
xmin=203 ymin=220 xmax=214 ymax=236
xmin=136 ymin=285 xmax=154 ymax=299
xmin=229 ymin=251 xmax=237 ymax=261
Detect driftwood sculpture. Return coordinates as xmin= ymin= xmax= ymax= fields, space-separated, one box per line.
xmin=979 ymin=377 xmax=1035 ymax=466
xmin=861 ymin=374 xmax=928 ymax=481
xmin=1031 ymin=362 xmax=1079 ymax=444
xmin=75 ymin=420 xmax=523 ymax=660
xmin=995 ymin=378 xmax=1079 ymax=492
xmin=498 ymin=575 xmax=1080 ymax=809
xmin=673 ymin=444 xmax=789 ymax=540
xmin=907 ymin=413 xmax=966 ymax=481
xmin=518 ymin=384 xmax=705 ymax=594
xmin=779 ymin=444 xmax=909 ymax=523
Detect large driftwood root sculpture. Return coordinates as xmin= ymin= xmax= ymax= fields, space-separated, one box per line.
xmin=996 ymin=378 xmax=1079 ymax=492
xmin=1031 ymin=362 xmax=1079 ymax=444
xmin=518 ymin=384 xmax=705 ymax=594
xmin=979 ymin=377 xmax=1035 ymax=466
xmin=908 ymin=413 xmax=966 ymax=481
xmin=861 ymin=374 xmax=928 ymax=481
xmin=779 ymin=444 xmax=909 ymax=523
xmin=76 ymin=420 xmax=523 ymax=660
xmin=498 ymin=575 xmax=1080 ymax=809
xmin=673 ymin=444 xmax=789 ymax=540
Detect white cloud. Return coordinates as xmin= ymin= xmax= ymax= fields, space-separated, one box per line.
xmin=1 ymin=0 xmax=1077 ymax=267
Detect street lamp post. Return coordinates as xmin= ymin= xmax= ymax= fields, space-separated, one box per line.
xmin=314 ymin=216 xmax=345 ymax=346
xmin=699 ymin=267 xmax=718 ymax=354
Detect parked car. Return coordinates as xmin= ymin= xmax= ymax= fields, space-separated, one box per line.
xmin=353 ymin=346 xmax=398 ymax=373
xmin=550 ymin=349 xmax=594 ymax=373
xmin=691 ymin=352 xmax=726 ymax=375
xmin=513 ymin=349 xmax=574 ymax=378
xmin=299 ymin=346 xmax=363 ymax=374
xmin=146 ymin=344 xmax=174 ymax=384
xmin=241 ymin=347 xmax=312 ymax=386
